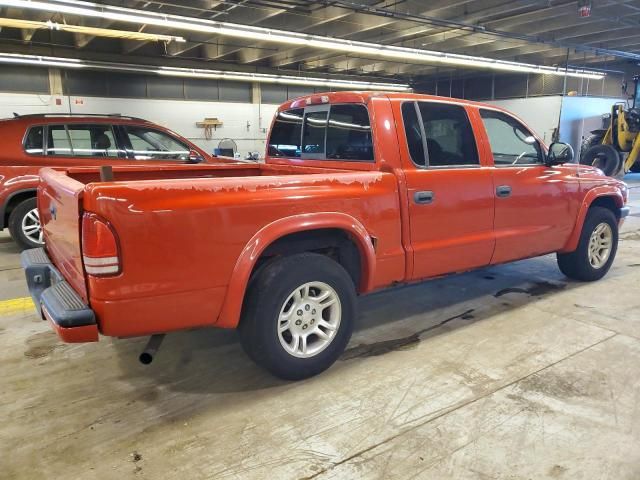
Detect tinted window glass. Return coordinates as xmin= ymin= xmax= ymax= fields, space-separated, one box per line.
xmin=122 ymin=126 xmax=190 ymax=161
xmin=268 ymin=108 xmax=303 ymax=157
xmin=418 ymin=102 xmax=479 ymax=166
xmin=326 ymin=104 xmax=373 ymax=161
xmin=401 ymin=102 xmax=426 ymax=166
xmin=47 ymin=125 xmax=72 ymax=156
xmin=480 ymin=110 xmax=542 ymax=165
xmin=302 ymin=110 xmax=328 ymax=155
xmin=24 ymin=126 xmax=44 ymax=155
xmin=67 ymin=124 xmax=119 ymax=157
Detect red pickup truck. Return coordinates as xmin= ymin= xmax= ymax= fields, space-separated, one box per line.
xmin=0 ymin=114 xmax=215 ymax=249
xmin=22 ymin=92 xmax=629 ymax=380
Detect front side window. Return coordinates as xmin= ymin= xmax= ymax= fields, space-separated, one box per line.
xmin=302 ymin=110 xmax=328 ymax=156
xmin=122 ymin=125 xmax=191 ymax=161
xmin=418 ymin=102 xmax=479 ymax=167
xmin=47 ymin=125 xmax=72 ymax=156
xmin=326 ymin=104 xmax=373 ymax=161
xmin=66 ymin=124 xmax=120 ymax=157
xmin=24 ymin=126 xmax=44 ymax=155
xmin=268 ymin=108 xmax=303 ymax=158
xmin=480 ymin=110 xmax=543 ymax=165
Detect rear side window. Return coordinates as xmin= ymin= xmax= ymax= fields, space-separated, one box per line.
xmin=67 ymin=124 xmax=120 ymax=157
xmin=268 ymin=108 xmax=303 ymax=158
xmin=401 ymin=103 xmax=426 ymax=166
xmin=326 ymin=104 xmax=373 ymax=161
xmin=47 ymin=125 xmax=72 ymax=156
xmin=418 ymin=102 xmax=479 ymax=167
xmin=24 ymin=126 xmax=44 ymax=155
xmin=121 ymin=125 xmax=191 ymax=161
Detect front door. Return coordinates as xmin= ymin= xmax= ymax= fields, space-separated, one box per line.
xmin=477 ymin=108 xmax=581 ymax=264
xmin=399 ymin=101 xmax=495 ymax=280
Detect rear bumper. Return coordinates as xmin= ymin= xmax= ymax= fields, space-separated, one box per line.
xmin=21 ymin=248 xmax=98 ymax=343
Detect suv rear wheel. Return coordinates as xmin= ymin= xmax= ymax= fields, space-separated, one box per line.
xmin=239 ymin=253 xmax=357 ymax=380
xmin=8 ymin=197 xmax=43 ymax=250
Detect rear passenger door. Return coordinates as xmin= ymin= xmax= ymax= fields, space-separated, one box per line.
xmin=400 ymin=101 xmax=495 ymax=280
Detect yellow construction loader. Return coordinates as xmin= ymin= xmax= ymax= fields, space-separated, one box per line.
xmin=580 ymin=74 xmax=640 ymax=177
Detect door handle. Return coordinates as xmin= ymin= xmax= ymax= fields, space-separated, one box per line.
xmin=496 ymin=185 xmax=512 ymax=198
xmin=414 ymin=190 xmax=434 ymax=204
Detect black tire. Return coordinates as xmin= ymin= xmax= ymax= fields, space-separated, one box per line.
xmin=580 ymin=133 xmax=604 ymax=160
xmin=239 ymin=253 xmax=356 ymax=380
xmin=580 ymin=144 xmax=621 ymax=177
xmin=8 ymin=197 xmax=42 ymax=250
xmin=557 ymin=206 xmax=618 ymax=282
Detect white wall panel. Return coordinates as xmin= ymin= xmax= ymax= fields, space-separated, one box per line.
xmin=485 ymin=96 xmax=563 ymax=145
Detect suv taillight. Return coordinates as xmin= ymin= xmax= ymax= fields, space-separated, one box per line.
xmin=81 ymin=213 xmax=120 ymax=276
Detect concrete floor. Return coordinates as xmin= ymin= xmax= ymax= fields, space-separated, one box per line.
xmin=1 ymin=176 xmax=639 ymax=480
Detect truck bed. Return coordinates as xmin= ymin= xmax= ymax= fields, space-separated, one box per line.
xmin=64 ymin=162 xmax=346 ymax=185
xmin=38 ymin=163 xmax=404 ymax=337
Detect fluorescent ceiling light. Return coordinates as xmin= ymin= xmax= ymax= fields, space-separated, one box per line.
xmin=0 ymin=0 xmax=606 ymax=80
xmin=0 ymin=17 xmax=185 ymax=42
xmin=0 ymin=53 xmax=411 ymax=91
xmin=0 ymin=52 xmax=84 ymax=68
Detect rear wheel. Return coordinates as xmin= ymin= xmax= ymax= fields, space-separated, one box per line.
xmin=557 ymin=206 xmax=618 ymax=281
xmin=8 ymin=197 xmax=43 ymax=250
xmin=239 ymin=253 xmax=356 ymax=380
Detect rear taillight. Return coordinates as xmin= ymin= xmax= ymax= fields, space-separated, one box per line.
xmin=81 ymin=213 xmax=120 ymax=276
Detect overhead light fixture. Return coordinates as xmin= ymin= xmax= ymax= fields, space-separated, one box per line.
xmin=0 ymin=17 xmax=185 ymax=42
xmin=0 ymin=52 xmax=84 ymax=68
xmin=0 ymin=0 xmax=606 ymax=80
xmin=0 ymin=53 xmax=412 ymax=91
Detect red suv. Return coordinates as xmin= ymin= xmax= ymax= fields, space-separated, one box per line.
xmin=0 ymin=114 xmax=216 ymax=249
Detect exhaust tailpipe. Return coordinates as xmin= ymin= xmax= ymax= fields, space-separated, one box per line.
xmin=139 ymin=334 xmax=165 ymax=365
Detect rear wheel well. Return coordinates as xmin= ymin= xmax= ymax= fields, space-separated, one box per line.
xmin=252 ymin=228 xmax=363 ymax=291
xmin=3 ymin=190 xmax=36 ymax=228
xmin=589 ymin=196 xmax=620 ymax=220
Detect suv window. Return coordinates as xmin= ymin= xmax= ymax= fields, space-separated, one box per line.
xmin=480 ymin=110 xmax=543 ymax=165
xmin=268 ymin=108 xmax=303 ymax=158
xmin=67 ymin=124 xmax=120 ymax=157
xmin=122 ymin=125 xmax=191 ymax=161
xmin=47 ymin=125 xmax=72 ymax=156
xmin=326 ymin=104 xmax=373 ymax=161
xmin=418 ymin=102 xmax=479 ymax=167
xmin=24 ymin=126 xmax=44 ymax=155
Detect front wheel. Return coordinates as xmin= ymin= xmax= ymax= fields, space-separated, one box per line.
xmin=239 ymin=253 xmax=357 ymax=380
xmin=8 ymin=197 xmax=44 ymax=250
xmin=557 ymin=206 xmax=618 ymax=281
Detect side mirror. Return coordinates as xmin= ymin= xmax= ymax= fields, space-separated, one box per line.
xmin=546 ymin=142 xmax=574 ymax=166
xmin=187 ymin=150 xmax=204 ymax=164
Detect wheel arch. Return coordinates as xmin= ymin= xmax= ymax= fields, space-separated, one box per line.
xmin=215 ymin=212 xmax=376 ymax=329
xmin=561 ymin=188 xmax=624 ymax=253
xmin=1 ymin=188 xmax=37 ymax=229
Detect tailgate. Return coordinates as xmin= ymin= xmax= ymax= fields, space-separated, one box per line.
xmin=38 ymin=168 xmax=88 ymax=302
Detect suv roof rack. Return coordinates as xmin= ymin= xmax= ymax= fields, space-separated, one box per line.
xmin=11 ymin=113 xmax=148 ymax=122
